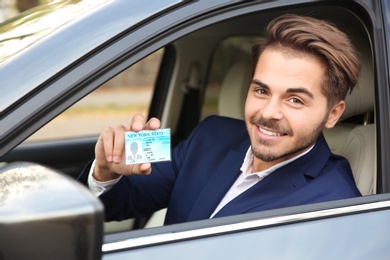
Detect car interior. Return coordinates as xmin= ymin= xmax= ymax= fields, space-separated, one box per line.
xmin=104 ymin=5 xmax=376 ymax=231
xmin=3 ymin=4 xmax=376 ymax=234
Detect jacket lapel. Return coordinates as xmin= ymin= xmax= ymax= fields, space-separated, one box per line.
xmin=186 ymin=139 xmax=250 ymax=221
xmin=214 ymin=133 xmax=331 ymax=217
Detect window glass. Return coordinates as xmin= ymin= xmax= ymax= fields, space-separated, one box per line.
xmin=26 ymin=49 xmax=163 ymax=142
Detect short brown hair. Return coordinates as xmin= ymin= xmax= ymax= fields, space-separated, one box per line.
xmin=252 ymin=14 xmax=361 ymax=107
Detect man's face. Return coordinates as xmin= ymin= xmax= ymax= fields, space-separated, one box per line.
xmin=245 ymin=48 xmax=344 ymax=171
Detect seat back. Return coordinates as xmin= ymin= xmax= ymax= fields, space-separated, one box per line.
xmin=218 ymin=39 xmax=375 ymax=195
xmin=323 ymin=30 xmax=376 ymax=195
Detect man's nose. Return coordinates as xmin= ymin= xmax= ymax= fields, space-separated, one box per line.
xmin=260 ymin=99 xmax=283 ymax=120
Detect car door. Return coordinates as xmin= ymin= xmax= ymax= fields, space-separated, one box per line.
xmin=102 ymin=194 xmax=390 ymax=259
xmin=1 ymin=0 xmax=390 ymax=258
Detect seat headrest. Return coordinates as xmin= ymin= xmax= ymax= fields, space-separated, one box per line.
xmin=218 ymin=61 xmax=251 ymax=120
xmin=340 ymin=42 xmax=374 ymax=120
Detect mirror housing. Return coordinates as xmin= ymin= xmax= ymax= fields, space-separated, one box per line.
xmin=0 ymin=162 xmax=103 ymax=259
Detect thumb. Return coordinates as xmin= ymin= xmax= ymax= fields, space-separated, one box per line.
xmin=136 ymin=163 xmax=152 ymax=175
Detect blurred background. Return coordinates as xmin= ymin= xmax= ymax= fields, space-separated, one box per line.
xmin=0 ymin=0 xmax=49 ymax=21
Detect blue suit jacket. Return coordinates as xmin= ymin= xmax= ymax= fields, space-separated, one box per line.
xmin=78 ymin=116 xmax=361 ymax=225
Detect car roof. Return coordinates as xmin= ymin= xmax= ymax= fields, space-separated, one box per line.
xmin=0 ymin=0 xmax=188 ymax=113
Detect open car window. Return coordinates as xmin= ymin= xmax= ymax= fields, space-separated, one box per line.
xmin=25 ymin=50 xmax=163 ymax=142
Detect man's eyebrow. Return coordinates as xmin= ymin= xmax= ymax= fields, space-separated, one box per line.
xmin=252 ymin=79 xmax=269 ymax=89
xmin=286 ymin=88 xmax=314 ymax=99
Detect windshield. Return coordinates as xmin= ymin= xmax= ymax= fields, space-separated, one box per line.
xmin=0 ymin=0 xmax=110 ymax=63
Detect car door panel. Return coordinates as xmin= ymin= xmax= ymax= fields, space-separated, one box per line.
xmin=1 ymin=137 xmax=97 ymax=179
xmin=102 ymin=195 xmax=390 ymax=259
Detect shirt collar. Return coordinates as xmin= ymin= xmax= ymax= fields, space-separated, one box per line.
xmin=240 ymin=145 xmax=315 ymax=180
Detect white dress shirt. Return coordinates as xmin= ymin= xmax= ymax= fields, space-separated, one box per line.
xmin=88 ymin=160 xmax=122 ymax=197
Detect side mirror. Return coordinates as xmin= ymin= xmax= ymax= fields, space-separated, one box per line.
xmin=0 ymin=162 xmax=104 ymax=260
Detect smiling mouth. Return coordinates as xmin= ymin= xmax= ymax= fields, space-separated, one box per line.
xmin=258 ymin=126 xmax=286 ymax=137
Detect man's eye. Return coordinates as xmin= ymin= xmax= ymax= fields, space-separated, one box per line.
xmin=256 ymin=89 xmax=267 ymax=95
xmin=289 ymin=98 xmax=304 ymax=104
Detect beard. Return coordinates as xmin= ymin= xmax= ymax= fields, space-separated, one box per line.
xmin=249 ymin=114 xmax=328 ymax=162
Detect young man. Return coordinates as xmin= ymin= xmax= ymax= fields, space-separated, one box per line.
xmin=78 ymin=14 xmax=361 ymax=224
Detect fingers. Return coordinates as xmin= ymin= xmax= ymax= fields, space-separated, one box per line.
xmin=133 ymin=163 xmax=152 ymax=175
xmin=144 ymin=117 xmax=161 ymax=130
xmin=94 ymin=114 xmax=161 ymax=179
xmin=112 ymin=126 xmax=126 ymax=163
xmin=97 ymin=115 xmax=161 ymax=165
xmin=95 ymin=125 xmax=125 ymax=164
xmin=129 ymin=114 xmax=161 ymax=131
xmin=96 ymin=127 xmax=114 ymax=163
xmin=129 ymin=114 xmax=145 ymax=132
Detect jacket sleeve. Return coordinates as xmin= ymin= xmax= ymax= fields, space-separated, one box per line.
xmin=76 ymin=116 xmax=218 ymax=221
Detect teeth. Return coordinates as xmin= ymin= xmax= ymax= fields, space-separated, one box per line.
xmin=259 ymin=127 xmax=282 ymax=136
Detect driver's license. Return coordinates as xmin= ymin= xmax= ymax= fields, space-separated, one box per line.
xmin=124 ymin=129 xmax=171 ymax=165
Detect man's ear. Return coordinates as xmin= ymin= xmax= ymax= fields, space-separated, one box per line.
xmin=324 ymin=101 xmax=345 ymax=129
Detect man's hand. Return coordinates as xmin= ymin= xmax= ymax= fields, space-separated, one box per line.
xmin=93 ymin=114 xmax=161 ymax=181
